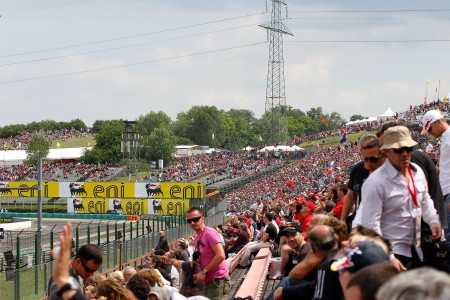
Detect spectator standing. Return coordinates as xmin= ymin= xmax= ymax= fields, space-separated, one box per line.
xmin=186 ymin=207 xmax=230 ymax=300
xmin=155 ymin=231 xmax=169 ymax=253
xmin=354 ymin=126 xmax=441 ymax=268
xmin=47 ymin=226 xmax=103 ymax=300
xmin=421 ymin=110 xmax=450 ymax=243
xmin=328 ymin=183 xmax=347 ymax=219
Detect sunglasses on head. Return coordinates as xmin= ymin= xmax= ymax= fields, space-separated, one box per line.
xmin=187 ymin=216 xmax=202 ymax=224
xmin=364 ymin=157 xmax=379 ymax=163
xmin=80 ymin=259 xmax=96 ymax=274
xmin=392 ymin=147 xmax=413 ymax=154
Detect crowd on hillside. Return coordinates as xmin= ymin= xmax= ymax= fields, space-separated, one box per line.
xmin=0 ymin=128 xmax=88 ymax=150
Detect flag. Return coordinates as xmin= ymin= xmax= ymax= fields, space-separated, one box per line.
xmin=57 ymin=142 xmax=61 ymax=149
xmin=325 ymin=161 xmax=335 ymax=174
xmin=321 ymin=116 xmax=326 ymax=123
xmin=325 ymin=122 xmax=328 ymax=127
xmin=444 ymin=95 xmax=449 ymax=103
xmin=340 ymin=133 xmax=347 ymax=143
xmin=424 ymin=97 xmax=427 ymax=105
xmin=259 ymin=135 xmax=263 ymax=142
xmin=212 ymin=133 xmax=215 ymax=140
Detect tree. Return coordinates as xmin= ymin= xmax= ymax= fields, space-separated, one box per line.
xmin=350 ymin=114 xmax=367 ymax=122
xmin=140 ymin=127 xmax=177 ymax=163
xmin=174 ymin=106 xmax=225 ymax=147
xmin=138 ymin=111 xmax=173 ymax=137
xmin=26 ymin=134 xmax=49 ymax=165
xmin=81 ymin=121 xmax=123 ymax=164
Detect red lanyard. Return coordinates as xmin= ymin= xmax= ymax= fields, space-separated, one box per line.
xmin=406 ymin=166 xmax=418 ymax=208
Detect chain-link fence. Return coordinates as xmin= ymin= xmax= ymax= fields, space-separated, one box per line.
xmin=1 ymin=207 xmax=226 ymax=300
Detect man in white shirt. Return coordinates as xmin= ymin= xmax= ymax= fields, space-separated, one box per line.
xmin=354 ymin=126 xmax=441 ymax=269
xmin=422 ymin=110 xmax=450 ymax=244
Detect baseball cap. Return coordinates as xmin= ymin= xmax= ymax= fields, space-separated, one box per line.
xmin=421 ymin=110 xmax=444 ymax=134
xmin=302 ymin=201 xmax=315 ymax=212
xmin=149 ymin=287 xmax=170 ymax=300
xmin=282 ymin=227 xmax=302 ymax=235
xmin=330 ymin=241 xmax=389 ymax=274
xmin=379 ymin=126 xmax=417 ymax=150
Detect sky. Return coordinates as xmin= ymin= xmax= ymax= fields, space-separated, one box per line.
xmin=1 ymin=0 xmax=450 ymax=127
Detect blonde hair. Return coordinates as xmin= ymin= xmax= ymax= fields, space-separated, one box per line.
xmin=97 ymin=279 xmax=133 ymax=300
xmin=137 ymin=268 xmax=165 ymax=287
xmin=108 ymin=270 xmax=124 ymax=282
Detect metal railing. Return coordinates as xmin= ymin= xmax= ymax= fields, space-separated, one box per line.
xmin=1 ymin=207 xmax=227 ymax=299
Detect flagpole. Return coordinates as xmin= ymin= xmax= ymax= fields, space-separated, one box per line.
xmin=438 ymin=80 xmax=441 ymax=100
xmin=425 ymin=80 xmax=429 ymax=104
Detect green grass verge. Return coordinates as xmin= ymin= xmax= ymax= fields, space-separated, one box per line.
xmin=299 ymin=131 xmax=376 ymax=149
xmin=50 ymin=135 xmax=96 ymax=149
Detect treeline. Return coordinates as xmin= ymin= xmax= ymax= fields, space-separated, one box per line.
xmin=82 ymin=105 xmax=350 ymax=165
xmin=0 ymin=119 xmax=87 ymax=138
xmin=3 ymin=105 xmax=361 ymax=165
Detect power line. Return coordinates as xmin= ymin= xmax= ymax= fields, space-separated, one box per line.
xmin=2 ymin=0 xmax=92 ymax=16
xmin=0 ymin=23 xmax=260 ymax=68
xmin=286 ymin=39 xmax=450 ymax=43
xmin=289 ymin=8 xmax=450 ymax=13
xmin=0 ymin=41 xmax=266 ymax=84
xmin=0 ymin=12 xmax=266 ymax=59
xmin=287 ymin=16 xmax=450 ymax=20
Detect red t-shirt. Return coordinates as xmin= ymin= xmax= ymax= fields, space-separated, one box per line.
xmin=332 ymin=196 xmax=346 ymax=219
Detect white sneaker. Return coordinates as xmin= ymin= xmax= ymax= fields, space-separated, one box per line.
xmin=270 ymin=271 xmax=283 ymax=279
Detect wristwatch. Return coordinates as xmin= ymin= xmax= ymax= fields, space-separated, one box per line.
xmin=202 ymin=269 xmax=208 ymax=275
xmin=56 ymin=277 xmax=80 ymax=297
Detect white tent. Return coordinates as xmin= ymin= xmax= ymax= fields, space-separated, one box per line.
xmin=274 ymin=145 xmax=290 ymax=151
xmin=242 ymin=146 xmax=254 ymax=151
xmin=259 ymin=146 xmax=275 ymax=152
xmin=288 ymin=145 xmax=305 ymax=151
xmin=378 ymin=107 xmax=396 ymax=119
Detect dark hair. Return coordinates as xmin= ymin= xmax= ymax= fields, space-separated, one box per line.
xmin=337 ymin=183 xmax=348 ymax=195
xmin=126 ymin=274 xmax=151 ymax=300
xmin=347 ymin=262 xmax=399 ymax=300
xmin=307 ymin=225 xmax=337 ymax=252
xmin=378 ymin=122 xmax=399 ymax=136
xmin=264 ymin=212 xmax=273 ymax=222
xmin=76 ymin=244 xmax=103 ymax=265
xmin=186 ymin=207 xmax=203 ymax=215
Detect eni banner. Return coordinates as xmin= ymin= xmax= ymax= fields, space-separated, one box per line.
xmin=68 ymin=198 xmax=189 ymax=215
xmin=0 ymin=182 xmax=204 ymax=199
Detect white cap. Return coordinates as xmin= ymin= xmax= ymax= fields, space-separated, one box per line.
xmin=421 ymin=110 xmax=443 ymax=134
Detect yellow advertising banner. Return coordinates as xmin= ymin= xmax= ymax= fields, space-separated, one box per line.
xmin=68 ymin=198 xmax=189 ymax=215
xmin=0 ymin=182 xmax=204 ymax=199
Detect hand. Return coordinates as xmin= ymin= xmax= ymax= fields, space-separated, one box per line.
xmin=274 ymin=287 xmax=283 ymax=300
xmin=51 ymin=222 xmax=73 ymax=288
xmin=390 ymin=257 xmax=407 ymax=272
xmin=429 ymin=223 xmax=442 ymax=240
xmin=193 ymin=271 xmax=206 ymax=283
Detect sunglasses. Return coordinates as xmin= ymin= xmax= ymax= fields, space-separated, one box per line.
xmin=80 ymin=259 xmax=97 ymax=274
xmin=392 ymin=147 xmax=413 ymax=154
xmin=364 ymin=157 xmax=379 ymax=163
xmin=187 ymin=216 xmax=202 ymax=224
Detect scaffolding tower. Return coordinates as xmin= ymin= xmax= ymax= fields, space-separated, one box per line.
xmin=260 ymin=0 xmax=293 ymax=143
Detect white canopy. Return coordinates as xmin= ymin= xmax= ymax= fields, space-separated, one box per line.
xmin=274 ymin=145 xmax=291 ymax=151
xmin=242 ymin=146 xmax=254 ymax=151
xmin=379 ymin=107 xmax=396 ymax=117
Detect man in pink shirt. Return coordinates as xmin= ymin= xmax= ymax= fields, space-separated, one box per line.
xmin=187 ymin=207 xmax=230 ymax=300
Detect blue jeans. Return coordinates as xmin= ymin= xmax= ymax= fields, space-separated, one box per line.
xmin=445 ymin=194 xmax=450 ymax=246
xmin=264 ymin=276 xmax=310 ymax=300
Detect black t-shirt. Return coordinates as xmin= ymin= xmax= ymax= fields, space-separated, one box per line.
xmin=411 ymin=151 xmax=447 ymax=228
xmin=347 ymin=161 xmax=370 ymax=209
xmin=312 ymin=248 xmax=343 ymax=300
xmin=265 ymin=223 xmax=278 ymax=241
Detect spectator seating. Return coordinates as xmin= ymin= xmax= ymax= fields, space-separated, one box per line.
xmin=234 ymin=247 xmax=272 ymax=300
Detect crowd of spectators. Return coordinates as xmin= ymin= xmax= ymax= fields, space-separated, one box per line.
xmin=0 ymin=128 xmax=88 ymax=150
